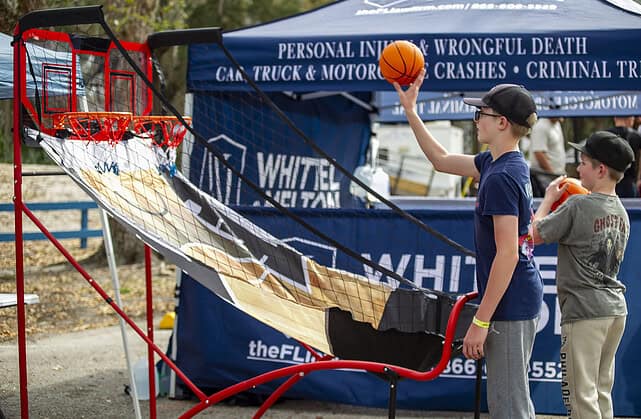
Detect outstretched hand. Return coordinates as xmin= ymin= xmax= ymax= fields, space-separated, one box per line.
xmin=393 ymin=68 xmax=426 ymax=113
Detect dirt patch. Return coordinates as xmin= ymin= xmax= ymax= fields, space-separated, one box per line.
xmin=0 ymin=163 xmax=176 ymax=342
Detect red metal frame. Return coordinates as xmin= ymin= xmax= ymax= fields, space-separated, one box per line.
xmin=15 ymin=203 xmax=208 ymax=417
xmin=18 ymin=28 xmax=153 ymax=135
xmin=13 ymin=24 xmax=28 ymax=418
xmin=12 ymin=24 xmax=480 ymax=419
xmin=180 ymin=292 xmax=478 ymax=419
xmin=11 ymin=25 xmax=195 ymax=419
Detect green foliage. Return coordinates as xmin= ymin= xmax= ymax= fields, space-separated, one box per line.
xmin=0 ymin=0 xmax=99 ymax=34
xmin=187 ymin=0 xmax=333 ymax=31
xmin=103 ymin=0 xmax=190 ymax=42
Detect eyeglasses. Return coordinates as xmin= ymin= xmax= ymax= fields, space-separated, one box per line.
xmin=474 ymin=110 xmax=502 ymax=122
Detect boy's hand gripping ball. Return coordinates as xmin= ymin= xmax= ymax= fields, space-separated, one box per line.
xmin=551 ymin=177 xmax=589 ymax=211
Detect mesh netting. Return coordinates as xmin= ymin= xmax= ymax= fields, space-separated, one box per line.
xmin=16 ymin=19 xmax=476 ymax=369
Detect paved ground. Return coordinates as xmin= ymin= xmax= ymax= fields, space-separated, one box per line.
xmin=0 ymin=323 xmax=571 ymax=419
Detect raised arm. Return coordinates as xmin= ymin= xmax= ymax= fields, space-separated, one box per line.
xmin=394 ymin=69 xmax=480 ymax=180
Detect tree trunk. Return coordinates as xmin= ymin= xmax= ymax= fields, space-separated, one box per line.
xmin=107 ymin=217 xmax=147 ymax=265
xmin=77 ymin=216 xmax=145 ymax=266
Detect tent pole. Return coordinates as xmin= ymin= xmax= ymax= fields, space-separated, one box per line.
xmin=168 ymin=269 xmax=182 ymax=399
xmin=99 ymin=209 xmax=143 ymax=419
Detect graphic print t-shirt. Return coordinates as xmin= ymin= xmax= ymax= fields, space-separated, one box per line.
xmin=536 ymin=193 xmax=628 ymax=324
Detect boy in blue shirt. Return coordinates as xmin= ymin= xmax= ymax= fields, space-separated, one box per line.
xmin=395 ymin=70 xmax=543 ymax=419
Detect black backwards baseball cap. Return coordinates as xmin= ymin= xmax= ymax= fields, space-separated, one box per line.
xmin=568 ymin=131 xmax=635 ymax=173
xmin=464 ymin=84 xmax=538 ymax=128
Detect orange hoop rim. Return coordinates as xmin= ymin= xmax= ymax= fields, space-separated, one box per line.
xmin=52 ymin=111 xmax=133 ymax=129
xmin=132 ymin=115 xmax=192 ymax=148
xmin=53 ymin=111 xmax=133 ymax=144
xmin=49 ymin=112 xmax=192 ymax=147
xmin=132 ymin=115 xmax=192 ymax=122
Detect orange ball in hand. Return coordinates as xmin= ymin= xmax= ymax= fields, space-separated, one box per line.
xmin=379 ymin=40 xmax=425 ymax=86
xmin=551 ymin=177 xmax=589 ymax=211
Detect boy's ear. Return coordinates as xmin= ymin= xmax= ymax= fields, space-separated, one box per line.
xmin=499 ymin=116 xmax=510 ymax=130
xmin=598 ymin=163 xmax=608 ymax=178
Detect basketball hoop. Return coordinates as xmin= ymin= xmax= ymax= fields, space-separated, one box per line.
xmin=132 ymin=115 xmax=192 ymax=148
xmin=52 ymin=112 xmax=133 ymax=145
xmin=131 ymin=116 xmax=192 ymax=176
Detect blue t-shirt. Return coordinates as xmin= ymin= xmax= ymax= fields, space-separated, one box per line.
xmin=474 ymin=151 xmax=543 ymax=321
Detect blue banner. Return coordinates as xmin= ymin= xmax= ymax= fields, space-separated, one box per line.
xmin=174 ymin=206 xmax=641 ymax=415
xmin=375 ymin=91 xmax=641 ymax=122
xmin=187 ymin=92 xmax=371 ymax=208
xmin=188 ymin=0 xmax=641 ymax=92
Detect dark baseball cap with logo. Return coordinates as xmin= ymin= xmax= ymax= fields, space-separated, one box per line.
xmin=464 ymin=84 xmax=538 ymax=128
xmin=568 ymin=131 xmax=635 ymax=173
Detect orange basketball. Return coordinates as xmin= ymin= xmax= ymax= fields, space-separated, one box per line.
xmin=379 ymin=40 xmax=425 ymax=86
xmin=551 ymin=177 xmax=589 ymax=211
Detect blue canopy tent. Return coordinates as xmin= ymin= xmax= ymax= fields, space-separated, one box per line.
xmin=174 ymin=0 xmax=641 ymax=415
xmin=189 ymin=0 xmax=641 ymax=93
xmin=186 ymin=0 xmax=641 ymax=130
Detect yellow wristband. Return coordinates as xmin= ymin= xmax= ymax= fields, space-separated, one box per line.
xmin=472 ymin=316 xmax=490 ymax=329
